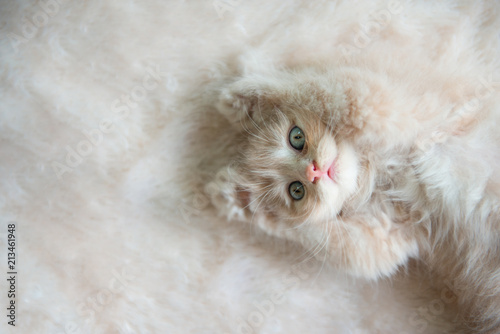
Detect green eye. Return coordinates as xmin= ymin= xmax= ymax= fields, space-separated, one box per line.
xmin=289 ymin=181 xmax=305 ymax=200
xmin=289 ymin=126 xmax=305 ymax=151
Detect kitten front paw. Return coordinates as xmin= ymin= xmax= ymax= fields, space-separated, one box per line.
xmin=205 ymin=167 xmax=249 ymax=222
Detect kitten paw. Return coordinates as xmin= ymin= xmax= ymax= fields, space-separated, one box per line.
xmin=205 ymin=167 xmax=248 ymax=222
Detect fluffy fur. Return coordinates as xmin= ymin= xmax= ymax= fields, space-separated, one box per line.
xmin=1 ymin=0 xmax=498 ymax=333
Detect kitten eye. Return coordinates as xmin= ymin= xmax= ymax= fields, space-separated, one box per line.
xmin=289 ymin=181 xmax=305 ymax=200
xmin=289 ymin=126 xmax=305 ymax=151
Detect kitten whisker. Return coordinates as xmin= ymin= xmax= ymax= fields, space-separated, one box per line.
xmin=249 ymin=187 xmax=275 ymax=226
xmin=242 ymin=124 xmax=274 ymax=145
xmin=316 ymin=216 xmax=334 ymax=280
xmin=286 ymin=194 xmax=319 ymax=229
xmin=294 ymin=194 xmax=331 ymax=263
xmin=243 ymin=104 xmax=272 ymax=140
xmin=333 ymin=216 xmax=350 ymax=273
xmin=242 ymin=183 xmax=275 ymax=210
xmin=238 ymin=108 xmax=275 ymax=146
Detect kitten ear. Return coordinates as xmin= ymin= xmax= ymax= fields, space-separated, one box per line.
xmin=205 ymin=166 xmax=253 ymax=222
xmin=216 ymin=75 xmax=280 ymax=127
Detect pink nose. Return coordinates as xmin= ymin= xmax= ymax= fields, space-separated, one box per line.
xmin=306 ymin=162 xmax=326 ymax=183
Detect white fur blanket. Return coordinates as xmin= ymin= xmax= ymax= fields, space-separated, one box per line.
xmin=2 ymin=1 xmax=497 ymax=333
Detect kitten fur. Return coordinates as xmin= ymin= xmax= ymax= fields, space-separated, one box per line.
xmin=207 ymin=62 xmax=500 ymax=332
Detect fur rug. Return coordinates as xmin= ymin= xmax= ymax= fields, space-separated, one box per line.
xmin=1 ymin=1 xmax=498 ymax=333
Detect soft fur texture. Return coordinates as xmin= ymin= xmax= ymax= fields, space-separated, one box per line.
xmin=1 ymin=1 xmax=499 ymax=333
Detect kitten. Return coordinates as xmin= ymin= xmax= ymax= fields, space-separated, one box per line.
xmin=206 ymin=66 xmax=500 ymax=333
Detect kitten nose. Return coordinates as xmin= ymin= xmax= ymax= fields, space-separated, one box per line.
xmin=306 ymin=162 xmax=325 ymax=183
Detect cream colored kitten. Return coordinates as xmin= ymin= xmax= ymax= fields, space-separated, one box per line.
xmin=206 ymin=66 xmax=500 ymax=333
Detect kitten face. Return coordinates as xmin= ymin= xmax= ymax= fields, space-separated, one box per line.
xmin=239 ymin=107 xmax=360 ymax=225
xmin=209 ymin=72 xmax=420 ymax=280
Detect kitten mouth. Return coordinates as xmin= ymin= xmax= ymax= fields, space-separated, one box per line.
xmin=327 ymin=159 xmax=337 ymax=182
